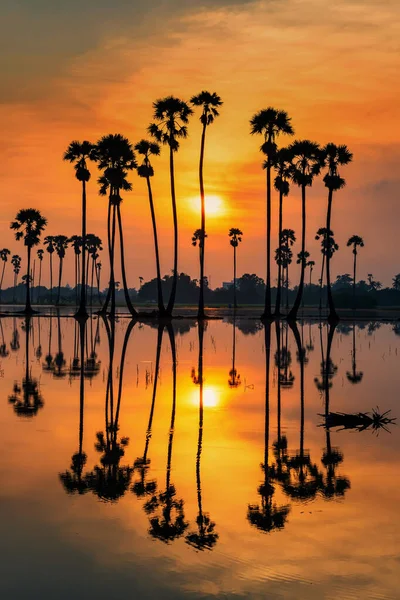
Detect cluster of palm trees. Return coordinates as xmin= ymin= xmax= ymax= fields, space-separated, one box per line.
xmin=3 ymin=95 xmax=368 ymax=322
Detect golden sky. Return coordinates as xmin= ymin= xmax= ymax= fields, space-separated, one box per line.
xmin=1 ymin=0 xmax=399 ymax=288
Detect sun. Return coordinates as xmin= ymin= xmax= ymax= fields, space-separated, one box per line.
xmin=190 ymin=386 xmax=220 ymax=408
xmin=190 ymin=194 xmax=226 ymax=217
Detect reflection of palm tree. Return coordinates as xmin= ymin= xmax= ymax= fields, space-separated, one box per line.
xmin=59 ymin=320 xmax=89 ymax=494
xmin=0 ymin=318 xmax=9 ymax=357
xmin=53 ymin=311 xmax=67 ymax=379
xmin=346 ymin=323 xmax=363 ymax=384
xmin=347 ymin=235 xmax=364 ymax=309
xmin=248 ymin=323 xmax=290 ymax=532
xmin=85 ymin=318 xmax=135 ymax=501
xmin=132 ymin=325 xmax=164 ymax=498
xmin=8 ymin=317 xmax=44 ymax=417
xmin=54 ymin=235 xmax=69 ymax=306
xmin=145 ymin=325 xmax=188 ymax=542
xmin=280 ymin=323 xmax=294 ymax=389
xmin=84 ymin=318 xmax=101 ymax=381
xmin=228 ymin=315 xmax=241 ymax=388
xmin=271 ymin=321 xmax=289 ymax=487
xmin=319 ymin=323 xmax=351 ymax=499
xmin=186 ymin=322 xmax=218 ymax=550
xmin=283 ymin=322 xmax=322 ymax=502
xmin=10 ymin=317 xmax=20 ymax=352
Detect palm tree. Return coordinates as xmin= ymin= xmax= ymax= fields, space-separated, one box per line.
xmin=192 ymin=229 xmax=208 ymax=310
xmin=321 ymin=144 xmax=353 ymax=323
xmin=36 ymin=249 xmax=44 ymax=304
xmin=149 ymin=96 xmax=193 ymax=317
xmin=0 ymin=248 xmax=10 ymax=304
xmin=247 ymin=323 xmax=291 ymax=531
xmin=287 ymin=141 xmax=322 ymax=321
xmin=86 ymin=234 xmax=102 ymax=309
xmin=276 ymin=228 xmax=296 ymax=310
xmin=191 ymin=91 xmax=223 ymax=319
xmin=273 ymin=148 xmax=293 ymax=316
xmin=10 ymin=209 xmax=47 ymax=314
xmin=392 ymin=274 xmax=400 ymax=291
xmin=228 ymin=228 xmax=243 ymax=309
xmin=43 ymin=235 xmax=55 ymax=303
xmin=306 ymin=259 xmax=315 ymax=288
xmin=63 ymin=141 xmax=98 ymax=319
xmin=135 ymin=139 xmax=165 ymax=316
xmin=250 ymin=108 xmax=294 ymax=319
xmin=315 ymin=227 xmax=329 ymax=310
xmin=346 ymin=235 xmax=364 ymax=309
xmin=53 ymin=235 xmax=69 ymax=305
xmin=97 ymin=134 xmax=137 ymax=318
xmin=68 ymin=235 xmax=83 ymax=305
xmin=186 ymin=322 xmax=219 ymax=550
xmin=11 ymin=255 xmax=21 ymax=303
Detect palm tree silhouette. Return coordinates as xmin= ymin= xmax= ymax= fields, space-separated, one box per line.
xmin=186 ymin=322 xmax=219 ymax=550
xmin=321 ymin=143 xmax=353 ymax=323
xmin=287 ymin=141 xmax=322 ymax=321
xmin=36 ymin=249 xmax=44 ymax=304
xmin=0 ymin=248 xmax=10 ymax=305
xmin=346 ymin=323 xmax=363 ymax=384
xmin=192 ymin=229 xmax=208 ymax=312
xmin=277 ymin=228 xmax=296 ymax=310
xmin=228 ymin=314 xmax=241 ymax=388
xmin=63 ymin=141 xmax=98 ymax=319
xmin=8 ymin=317 xmax=44 ymax=417
xmin=283 ymin=322 xmax=322 ymax=502
xmin=135 ymin=139 xmax=165 ymax=316
xmin=315 ymin=227 xmax=329 ymax=310
xmin=132 ymin=324 xmax=164 ymax=499
xmin=306 ymin=259 xmax=315 ymax=289
xmin=86 ymin=234 xmax=102 ymax=309
xmin=68 ymin=235 xmax=83 ymax=305
xmin=145 ymin=325 xmax=188 ymax=542
xmin=53 ymin=310 xmax=67 ymax=379
xmin=43 ymin=235 xmax=55 ymax=304
xmin=273 ymin=148 xmax=293 ymax=316
xmin=347 ymin=235 xmax=364 ymax=309
xmin=248 ymin=323 xmax=291 ymax=532
xmin=228 ymin=228 xmax=243 ymax=309
xmin=11 ymin=254 xmax=21 ymax=304
xmin=250 ymin=109 xmax=294 ymax=319
xmin=149 ymin=96 xmax=193 ymax=317
xmin=0 ymin=318 xmax=9 ymax=357
xmin=271 ymin=321 xmax=290 ymax=487
xmin=10 ymin=209 xmax=47 ymax=314
xmin=97 ymin=134 xmax=137 ymax=318
xmin=53 ymin=235 xmax=69 ymax=305
xmin=319 ymin=323 xmax=351 ymax=499
xmin=191 ymin=91 xmax=223 ymax=320
xmin=59 ymin=319 xmax=89 ymax=494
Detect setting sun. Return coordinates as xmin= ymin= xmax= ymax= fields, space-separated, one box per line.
xmin=189 ymin=194 xmax=226 ymax=217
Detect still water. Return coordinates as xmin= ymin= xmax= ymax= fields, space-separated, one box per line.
xmin=0 ymin=315 xmax=399 ymax=600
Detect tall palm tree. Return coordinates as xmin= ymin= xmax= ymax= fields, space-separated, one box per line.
xmin=191 ymin=91 xmax=223 ymax=319
xmin=250 ymin=108 xmax=294 ymax=319
xmin=86 ymin=234 xmax=102 ymax=309
xmin=53 ymin=235 xmax=69 ymax=305
xmin=277 ymin=228 xmax=296 ymax=310
xmin=315 ymin=227 xmax=329 ymax=311
xmin=0 ymin=248 xmax=10 ymax=304
xmin=273 ymin=148 xmax=293 ymax=316
xmin=321 ymin=144 xmax=353 ymax=323
xmin=97 ymin=134 xmax=137 ymax=318
xmin=307 ymin=259 xmax=315 ymax=287
xmin=347 ymin=235 xmax=364 ymax=309
xmin=135 ymin=139 xmax=165 ymax=316
xmin=10 ymin=209 xmax=47 ymax=314
xmin=11 ymin=255 xmax=21 ymax=303
xmin=149 ymin=96 xmax=193 ymax=317
xmin=186 ymin=322 xmax=219 ymax=550
xmin=192 ymin=229 xmax=208 ymax=310
xmin=36 ymin=249 xmax=44 ymax=304
xmin=43 ymin=235 xmax=55 ymax=304
xmin=63 ymin=141 xmax=98 ymax=319
xmin=287 ymin=141 xmax=322 ymax=321
xmin=228 ymin=228 xmax=243 ymax=309
xmin=68 ymin=235 xmax=83 ymax=305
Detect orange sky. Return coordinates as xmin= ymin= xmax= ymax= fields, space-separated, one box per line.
xmin=1 ymin=0 xmax=399 ymax=289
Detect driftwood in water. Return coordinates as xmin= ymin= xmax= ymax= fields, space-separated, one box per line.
xmin=320 ymin=408 xmax=396 ymax=434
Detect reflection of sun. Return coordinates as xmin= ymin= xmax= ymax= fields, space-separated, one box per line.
xmin=190 ymin=194 xmax=226 ymax=217
xmin=190 ymin=386 xmax=219 ymax=408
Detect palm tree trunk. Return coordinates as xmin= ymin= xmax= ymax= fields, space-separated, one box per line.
xmin=326 ymin=189 xmax=338 ymax=323
xmin=263 ymin=322 xmax=271 ymax=496
xmin=196 ymin=320 xmax=205 ymax=526
xmin=233 ymin=245 xmax=237 ymax=309
xmin=25 ymin=246 xmax=32 ymax=314
xmin=288 ymin=184 xmax=306 ymax=320
xmin=275 ymin=189 xmax=283 ymax=317
xmin=32 ymin=260 xmax=36 ymax=305
xmin=109 ymin=203 xmax=117 ymax=318
xmin=0 ymin=262 xmax=6 ymax=304
xmin=166 ymin=147 xmax=178 ymax=317
xmin=275 ymin=320 xmax=281 ymax=447
xmin=353 ymin=249 xmax=357 ymax=310
xmin=142 ymin=325 xmax=164 ymax=462
xmin=116 ymin=203 xmax=138 ymax=317
xmin=114 ymin=319 xmax=136 ymax=429
xmin=38 ymin=261 xmax=42 ymax=305
xmin=263 ymin=162 xmax=272 ymax=319
xmin=166 ymin=324 xmax=177 ymax=491
xmin=78 ymin=318 xmax=86 ymax=468
xmin=49 ymin=253 xmax=53 ymax=304
xmin=77 ymin=179 xmax=88 ymax=318
xmin=146 ymin=175 xmax=165 ymax=316
xmin=74 ymin=253 xmax=78 ymax=306
xmin=56 ymin=258 xmax=63 ymax=305
xmin=90 ymin=258 xmax=95 ymax=310
xmin=319 ymin=253 xmax=325 ymax=311
xmin=286 ymin=266 xmax=289 ymax=310
xmin=198 ymin=122 xmax=207 ymax=320
xmin=101 ymin=198 xmax=113 ymax=314
xmin=13 ymin=273 xmax=17 ymax=304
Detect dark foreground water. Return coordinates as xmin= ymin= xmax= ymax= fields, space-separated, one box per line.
xmin=0 ymin=315 xmax=399 ymax=599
